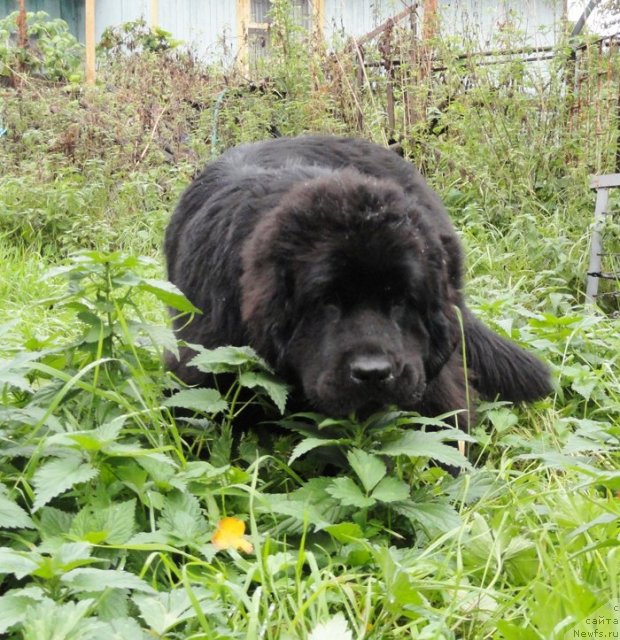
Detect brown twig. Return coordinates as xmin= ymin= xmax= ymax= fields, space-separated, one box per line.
xmin=137 ymin=105 xmax=168 ymax=164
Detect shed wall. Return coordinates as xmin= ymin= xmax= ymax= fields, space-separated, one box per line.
xmin=1 ymin=0 xmax=566 ymax=55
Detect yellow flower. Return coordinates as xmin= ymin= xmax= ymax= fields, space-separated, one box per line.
xmin=212 ymin=517 xmax=254 ymax=554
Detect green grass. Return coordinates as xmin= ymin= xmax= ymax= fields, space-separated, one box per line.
xmin=0 ymin=9 xmax=619 ymax=640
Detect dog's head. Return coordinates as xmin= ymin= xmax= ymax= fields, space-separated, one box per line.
xmin=241 ymin=170 xmax=461 ymax=416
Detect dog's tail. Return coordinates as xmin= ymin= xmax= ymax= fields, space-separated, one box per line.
xmin=463 ymin=309 xmax=552 ymax=402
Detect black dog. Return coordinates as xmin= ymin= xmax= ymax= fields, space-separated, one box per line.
xmin=164 ymin=135 xmax=551 ymax=425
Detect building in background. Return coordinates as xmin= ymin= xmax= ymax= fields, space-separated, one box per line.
xmin=0 ymin=0 xmax=568 ymax=62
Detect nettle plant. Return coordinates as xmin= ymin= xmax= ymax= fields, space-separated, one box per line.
xmin=0 ymin=250 xmax=480 ymax=635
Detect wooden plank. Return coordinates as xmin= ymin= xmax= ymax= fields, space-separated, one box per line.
xmin=590 ymin=173 xmax=620 ymax=189
xmin=150 ymin=0 xmax=158 ymax=28
xmin=313 ymin=0 xmax=324 ymax=33
xmin=85 ymin=0 xmax=95 ymax=85
xmin=352 ymin=6 xmax=415 ymax=49
xmin=17 ymin=0 xmax=26 ymax=50
xmin=422 ymin=0 xmax=437 ymax=41
xmin=236 ymin=0 xmax=250 ymax=68
xmin=585 ymin=186 xmax=610 ymax=303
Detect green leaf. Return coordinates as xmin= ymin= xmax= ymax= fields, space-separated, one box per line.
xmin=309 ymin=613 xmax=353 ymax=640
xmin=139 ymin=278 xmax=201 ymax=313
xmin=495 ymin=620 xmax=540 ymax=640
xmin=137 ymin=456 xmax=178 ymax=486
xmin=77 ymin=310 xmax=110 ymax=343
xmin=371 ymin=476 xmax=410 ymax=503
xmin=32 ymin=456 xmax=99 ymax=511
xmin=102 ymin=617 xmax=150 ymax=639
xmin=347 ymin=449 xmax=386 ymax=493
xmin=0 ymin=490 xmax=35 ymax=529
xmin=209 ymin=423 xmax=233 ymax=467
xmin=0 ymin=589 xmax=49 ymax=635
xmin=324 ymin=522 xmax=365 ymax=543
xmin=326 ymin=478 xmax=375 ymax=508
xmin=238 ymin=370 xmax=288 ymax=413
xmin=486 ymin=408 xmax=519 ymax=433
xmin=50 ymin=418 xmax=125 ymax=451
xmin=21 ymin=598 xmax=100 ymax=640
xmin=0 ymin=548 xmax=39 ymax=579
xmin=394 ymin=501 xmax=461 ymax=534
xmin=379 ymin=430 xmax=472 ymax=470
xmin=259 ymin=494 xmax=332 ymax=531
xmin=61 ymin=568 xmax=155 ymax=594
xmin=50 ymin=542 xmax=94 ymax=572
xmin=70 ymin=500 xmax=136 ymax=545
xmin=133 ymin=588 xmax=221 ymax=636
xmin=39 ymin=508 xmax=75 ymax=541
xmin=163 ymin=388 xmax=228 ymax=414
xmin=288 ymin=437 xmax=341 ymax=464
xmin=571 ymin=378 xmax=597 ymax=401
xmin=189 ymin=345 xmax=267 ymax=374
xmin=0 ymin=367 xmax=32 ymax=391
xmin=158 ymin=492 xmax=208 ymax=543
xmin=137 ymin=323 xmax=179 ymax=354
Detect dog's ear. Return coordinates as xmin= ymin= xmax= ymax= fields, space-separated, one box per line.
xmin=462 ymin=308 xmax=552 ymax=402
xmin=415 ymin=228 xmax=464 ymax=381
xmin=423 ymin=303 xmax=460 ymax=381
xmin=240 ymin=231 xmax=295 ymax=368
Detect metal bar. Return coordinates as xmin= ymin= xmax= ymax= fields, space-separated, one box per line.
xmin=365 ymin=51 xmax=558 ymax=71
xmin=429 ymin=53 xmax=557 ymax=72
xmin=586 ymin=186 xmax=610 ymax=303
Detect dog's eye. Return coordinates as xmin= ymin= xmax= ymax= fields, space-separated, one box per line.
xmin=384 ymin=285 xmax=393 ymax=294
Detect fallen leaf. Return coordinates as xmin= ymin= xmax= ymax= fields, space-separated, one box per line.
xmin=212 ymin=517 xmax=253 ymax=553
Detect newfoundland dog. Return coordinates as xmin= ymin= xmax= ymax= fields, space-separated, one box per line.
xmin=164 ymin=135 xmax=551 ymax=425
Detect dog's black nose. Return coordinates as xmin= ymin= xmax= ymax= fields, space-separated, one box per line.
xmin=350 ymin=355 xmax=393 ymax=383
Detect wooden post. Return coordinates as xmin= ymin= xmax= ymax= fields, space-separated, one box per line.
xmin=17 ymin=0 xmax=27 ymax=50
xmin=313 ymin=0 xmax=325 ymax=34
xmin=236 ymin=0 xmax=250 ymax=69
xmin=150 ymin=0 xmax=159 ymax=28
xmin=378 ymin=20 xmax=395 ymax=138
xmin=586 ymin=185 xmax=608 ymax=303
xmin=422 ymin=0 xmax=437 ymax=41
xmin=586 ymin=174 xmax=620 ymax=304
xmin=85 ymin=0 xmax=95 ymax=84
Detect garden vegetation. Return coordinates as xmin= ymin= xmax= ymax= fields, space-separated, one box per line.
xmin=0 ymin=4 xmax=618 ymax=639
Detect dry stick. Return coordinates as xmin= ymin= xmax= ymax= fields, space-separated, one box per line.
xmin=333 ymin=49 xmax=367 ymax=136
xmin=137 ymin=106 xmax=168 ymax=164
xmin=351 ymin=5 xmax=416 ymax=49
xmin=350 ymin=38 xmax=389 ymax=146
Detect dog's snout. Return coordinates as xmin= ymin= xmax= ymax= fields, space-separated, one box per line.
xmin=349 ymin=355 xmax=394 ymax=384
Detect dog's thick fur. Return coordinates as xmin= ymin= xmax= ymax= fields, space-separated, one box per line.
xmin=164 ymin=135 xmax=551 ymax=424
